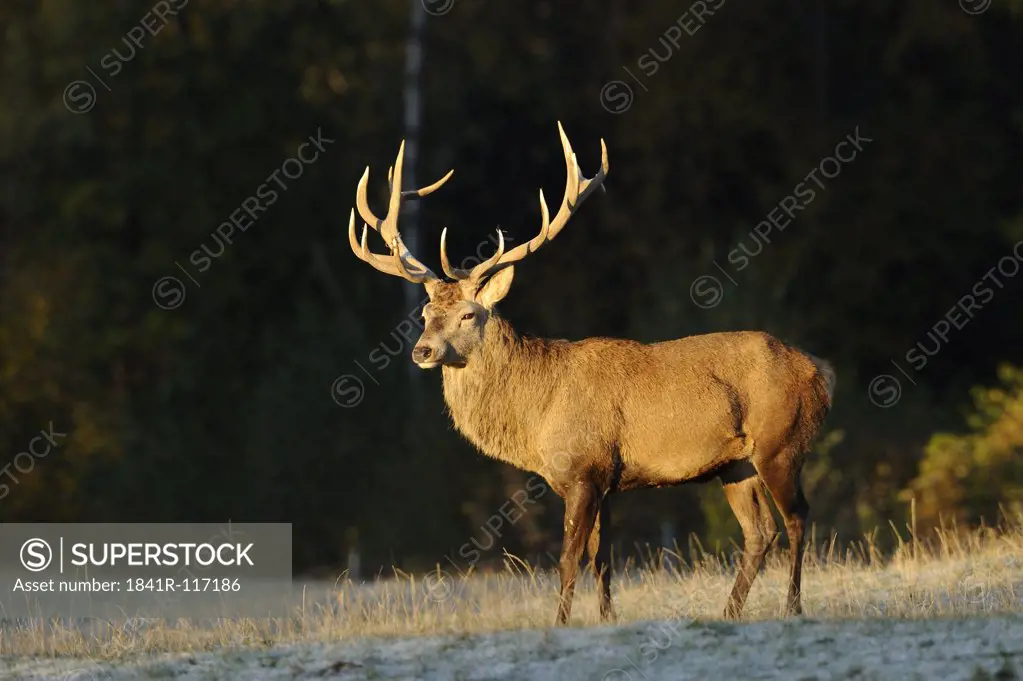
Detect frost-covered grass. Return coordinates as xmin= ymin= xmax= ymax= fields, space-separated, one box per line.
xmin=2 ymin=523 xmax=1021 ymax=680
xmin=7 ymin=615 xmax=1023 ymax=680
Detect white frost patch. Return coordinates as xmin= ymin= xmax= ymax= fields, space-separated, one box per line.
xmin=6 ymin=615 xmax=1021 ymax=680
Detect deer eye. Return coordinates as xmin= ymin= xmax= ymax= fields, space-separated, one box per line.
xmin=461 ymin=311 xmax=475 ymax=321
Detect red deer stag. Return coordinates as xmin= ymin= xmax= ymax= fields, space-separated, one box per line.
xmin=347 ymin=123 xmax=836 ymax=624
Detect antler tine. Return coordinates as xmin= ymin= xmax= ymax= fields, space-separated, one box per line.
xmin=442 ymin=227 xmax=507 ymax=282
xmin=440 ymin=227 xmax=472 ymax=280
xmin=548 ymin=120 xmax=608 ymax=240
xmin=473 ymin=229 xmax=506 ymax=277
xmin=355 ymin=167 xmax=383 ymax=232
xmin=347 ymin=209 xmax=437 ymax=284
xmin=492 ymin=189 xmax=551 ymax=262
xmin=576 ymin=138 xmax=610 ymax=203
xmin=384 ymin=143 xmax=406 ymax=243
xmin=348 ymin=210 xmax=405 ymax=278
xmin=403 ymin=169 xmax=455 ymax=199
xmin=463 ymin=122 xmax=607 ymax=285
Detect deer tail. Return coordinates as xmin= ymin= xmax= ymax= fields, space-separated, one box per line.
xmin=805 ymin=354 xmax=836 ymax=407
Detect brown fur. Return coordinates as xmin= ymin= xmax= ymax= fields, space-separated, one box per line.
xmin=414 ymin=279 xmax=835 ymax=624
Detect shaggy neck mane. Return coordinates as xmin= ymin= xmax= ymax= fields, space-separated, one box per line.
xmin=441 ymin=314 xmax=562 ymax=471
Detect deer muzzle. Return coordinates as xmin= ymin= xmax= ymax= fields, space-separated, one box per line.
xmin=412 ymin=343 xmax=443 ymax=368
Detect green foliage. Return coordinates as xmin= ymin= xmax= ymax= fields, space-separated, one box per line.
xmin=905 ymin=365 xmax=1023 ymax=528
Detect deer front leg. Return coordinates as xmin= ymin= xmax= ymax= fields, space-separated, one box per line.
xmin=556 ymin=481 xmax=600 ymax=625
xmin=587 ymin=498 xmax=616 ymax=622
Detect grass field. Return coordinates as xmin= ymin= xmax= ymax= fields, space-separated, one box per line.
xmin=2 ymin=522 xmax=1021 ymax=680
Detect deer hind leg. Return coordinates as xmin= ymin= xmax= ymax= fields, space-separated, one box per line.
xmin=756 ymin=451 xmax=809 ymax=616
xmin=556 ymin=481 xmax=600 ymax=625
xmin=586 ymin=497 xmax=615 ymax=622
xmin=721 ymin=466 xmax=778 ymax=619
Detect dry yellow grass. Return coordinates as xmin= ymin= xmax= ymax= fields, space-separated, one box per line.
xmin=2 ymin=520 xmax=1021 ymax=662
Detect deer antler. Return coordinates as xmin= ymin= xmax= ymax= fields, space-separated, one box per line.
xmin=349 ymin=141 xmax=453 ymax=283
xmin=440 ymin=121 xmax=608 ymax=285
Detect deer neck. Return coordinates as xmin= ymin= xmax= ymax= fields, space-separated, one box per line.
xmin=441 ymin=314 xmax=555 ymax=472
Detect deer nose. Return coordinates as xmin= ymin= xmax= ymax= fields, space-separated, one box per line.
xmin=412 ymin=345 xmax=433 ymax=363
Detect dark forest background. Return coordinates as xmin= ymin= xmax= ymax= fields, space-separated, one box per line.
xmin=1 ymin=0 xmax=1021 ymax=577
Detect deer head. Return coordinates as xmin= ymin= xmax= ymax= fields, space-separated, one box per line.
xmin=349 ymin=122 xmax=608 ymax=369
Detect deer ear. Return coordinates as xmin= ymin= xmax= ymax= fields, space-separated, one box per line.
xmin=474 ymin=266 xmax=515 ymax=308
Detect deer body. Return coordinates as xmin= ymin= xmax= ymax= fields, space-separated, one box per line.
xmin=443 ymin=321 xmax=832 ymax=494
xmin=347 ymin=122 xmax=834 ymax=624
